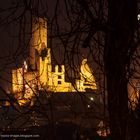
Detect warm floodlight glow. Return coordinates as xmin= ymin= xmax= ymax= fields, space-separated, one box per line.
xmin=138 ymin=14 xmax=140 ymax=20
xmin=90 ymin=97 xmax=94 ymax=101
xmin=18 ymin=99 xmax=27 ymax=106
xmin=23 ymin=61 xmax=28 ymax=72
xmin=97 ymin=121 xmax=110 ymax=137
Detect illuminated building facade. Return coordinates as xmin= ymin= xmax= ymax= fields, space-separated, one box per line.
xmin=12 ymin=17 xmax=97 ymax=103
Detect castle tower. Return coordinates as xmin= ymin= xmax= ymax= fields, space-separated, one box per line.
xmin=29 ymin=17 xmax=51 ymax=87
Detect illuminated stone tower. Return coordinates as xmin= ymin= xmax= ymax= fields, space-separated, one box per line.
xmin=29 ymin=17 xmax=51 ymax=87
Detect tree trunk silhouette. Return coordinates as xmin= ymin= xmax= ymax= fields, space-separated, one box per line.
xmin=106 ymin=0 xmax=137 ymax=140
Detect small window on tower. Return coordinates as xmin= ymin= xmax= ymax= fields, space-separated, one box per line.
xmin=58 ymin=81 xmax=61 ymax=84
xmin=58 ymin=75 xmax=61 ymax=79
